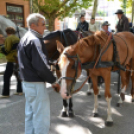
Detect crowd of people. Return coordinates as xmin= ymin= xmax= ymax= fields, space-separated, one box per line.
xmin=0 ymin=9 xmax=133 ymax=134
xmin=76 ymin=9 xmax=130 ymax=34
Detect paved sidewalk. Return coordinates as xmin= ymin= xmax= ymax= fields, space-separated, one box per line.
xmin=0 ymin=63 xmax=6 ymax=74
xmin=0 ymin=64 xmax=134 ymax=134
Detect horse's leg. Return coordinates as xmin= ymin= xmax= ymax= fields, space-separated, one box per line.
xmin=86 ymin=69 xmax=93 ymax=95
xmin=130 ymin=57 xmax=134 ymax=102
xmin=91 ymin=74 xmax=99 ymax=117
xmin=117 ymin=71 xmax=130 ymax=106
xmin=131 ymin=74 xmax=134 ymax=102
xmin=68 ymin=98 xmax=74 ymax=117
xmin=102 ymin=70 xmax=113 ymax=126
xmin=61 ymin=99 xmax=68 ymax=117
xmin=98 ymin=76 xmax=103 ymax=98
xmin=87 ymin=77 xmax=93 ymax=95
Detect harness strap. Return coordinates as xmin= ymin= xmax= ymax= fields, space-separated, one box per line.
xmin=114 ymin=34 xmax=128 ymax=65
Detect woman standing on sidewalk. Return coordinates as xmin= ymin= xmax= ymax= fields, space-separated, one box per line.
xmin=0 ymin=27 xmax=23 ymax=98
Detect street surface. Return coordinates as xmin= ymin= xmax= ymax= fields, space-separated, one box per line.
xmin=0 ymin=64 xmax=134 ymax=134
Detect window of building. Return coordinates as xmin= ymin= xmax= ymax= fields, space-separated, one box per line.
xmin=6 ymin=3 xmax=24 ymax=27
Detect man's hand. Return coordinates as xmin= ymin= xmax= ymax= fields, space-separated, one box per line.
xmin=52 ymin=83 xmax=60 ymax=93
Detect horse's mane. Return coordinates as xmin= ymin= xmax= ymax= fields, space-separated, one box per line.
xmin=44 ymin=30 xmax=61 ymax=39
xmin=77 ymin=36 xmax=94 ymax=48
xmin=44 ymin=28 xmax=77 ymax=41
xmin=75 ymin=31 xmax=108 ymax=49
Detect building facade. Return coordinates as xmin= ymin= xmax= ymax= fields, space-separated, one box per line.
xmin=0 ymin=0 xmax=30 ymax=27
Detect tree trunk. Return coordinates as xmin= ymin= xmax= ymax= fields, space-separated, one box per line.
xmin=48 ymin=17 xmax=56 ymax=32
xmin=132 ymin=0 xmax=134 ymax=24
xmin=91 ymin=0 xmax=98 ymax=18
xmin=30 ymin=0 xmax=33 ymax=13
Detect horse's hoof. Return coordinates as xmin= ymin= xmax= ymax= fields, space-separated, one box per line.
xmin=68 ymin=110 xmax=75 ymax=118
xmin=120 ymin=93 xmax=125 ymax=101
xmin=98 ymin=95 xmax=101 ymax=98
xmin=61 ymin=111 xmax=68 ymax=117
xmin=105 ymin=121 xmax=113 ymax=127
xmin=116 ymin=103 xmax=120 ymax=107
xmin=93 ymin=113 xmax=99 ymax=117
xmin=87 ymin=92 xmax=92 ymax=96
xmin=132 ymin=99 xmax=134 ymax=102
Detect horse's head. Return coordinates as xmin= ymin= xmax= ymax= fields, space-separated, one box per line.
xmin=56 ymin=41 xmax=82 ymax=99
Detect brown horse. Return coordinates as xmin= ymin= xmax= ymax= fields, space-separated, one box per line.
xmin=44 ymin=29 xmax=93 ymax=117
xmin=56 ymin=31 xmax=134 ymax=126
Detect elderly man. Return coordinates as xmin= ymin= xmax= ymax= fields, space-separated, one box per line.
xmin=18 ymin=13 xmax=58 ymax=134
xmin=115 ymin=9 xmax=129 ymax=32
xmin=76 ymin=15 xmax=89 ymax=31
xmin=101 ymin=21 xmax=111 ymax=35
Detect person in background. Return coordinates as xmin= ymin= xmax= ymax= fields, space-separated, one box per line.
xmin=18 ymin=13 xmax=60 ymax=134
xmin=128 ymin=18 xmax=134 ymax=33
xmin=115 ymin=9 xmax=129 ymax=32
xmin=88 ymin=18 xmax=97 ymax=34
xmin=76 ymin=15 xmax=89 ymax=31
xmin=0 ymin=27 xmax=23 ymax=98
xmin=101 ymin=21 xmax=111 ymax=36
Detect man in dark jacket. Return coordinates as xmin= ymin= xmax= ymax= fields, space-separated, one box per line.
xmin=115 ymin=9 xmax=129 ymax=32
xmin=18 ymin=13 xmax=57 ymax=134
xmin=76 ymin=15 xmax=89 ymax=31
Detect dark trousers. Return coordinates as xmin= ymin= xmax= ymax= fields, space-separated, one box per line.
xmin=2 ymin=62 xmax=22 ymax=96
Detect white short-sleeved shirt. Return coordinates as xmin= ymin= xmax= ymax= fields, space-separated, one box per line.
xmin=89 ymin=23 xmax=97 ymax=32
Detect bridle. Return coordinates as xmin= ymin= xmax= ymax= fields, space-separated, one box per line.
xmin=57 ymin=52 xmax=82 ymax=96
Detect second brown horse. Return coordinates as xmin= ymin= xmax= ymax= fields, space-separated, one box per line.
xmin=56 ymin=31 xmax=134 ymax=126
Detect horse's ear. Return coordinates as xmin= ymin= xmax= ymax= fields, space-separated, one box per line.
xmin=56 ymin=40 xmax=64 ymax=53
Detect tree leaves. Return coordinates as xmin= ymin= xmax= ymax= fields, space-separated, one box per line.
xmin=28 ymin=0 xmax=93 ymax=19
xmin=26 ymin=0 xmax=94 ymax=30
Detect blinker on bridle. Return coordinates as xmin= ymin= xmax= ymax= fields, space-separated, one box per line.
xmin=57 ymin=52 xmax=82 ymax=96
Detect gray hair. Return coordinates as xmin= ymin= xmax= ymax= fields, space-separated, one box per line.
xmin=26 ymin=13 xmax=45 ymax=28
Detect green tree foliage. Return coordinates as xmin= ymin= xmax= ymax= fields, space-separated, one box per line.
xmin=118 ymin=0 xmax=132 ymax=13
xmin=26 ymin=0 xmax=93 ymax=31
